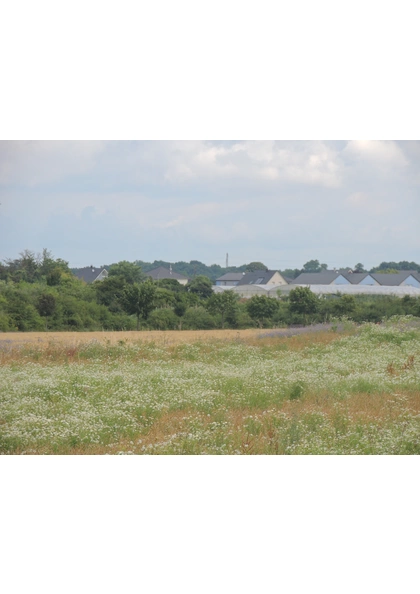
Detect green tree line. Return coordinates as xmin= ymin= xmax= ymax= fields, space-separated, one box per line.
xmin=1 ymin=251 xmax=420 ymax=332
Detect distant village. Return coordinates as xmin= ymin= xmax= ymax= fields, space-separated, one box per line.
xmin=73 ymin=264 xmax=420 ymax=298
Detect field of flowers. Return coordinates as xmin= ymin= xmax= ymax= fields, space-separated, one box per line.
xmin=1 ymin=317 xmax=420 ymax=455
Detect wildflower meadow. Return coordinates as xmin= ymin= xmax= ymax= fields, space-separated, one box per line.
xmin=1 ymin=317 xmax=420 ymax=454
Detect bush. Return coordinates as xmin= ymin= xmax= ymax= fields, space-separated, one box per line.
xmin=246 ymin=295 xmax=279 ymax=327
xmin=182 ymin=306 xmax=217 ymax=330
xmin=148 ymin=309 xmax=180 ymax=330
xmin=0 ymin=312 xmax=13 ymax=331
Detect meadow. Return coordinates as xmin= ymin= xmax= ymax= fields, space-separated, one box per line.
xmin=1 ymin=317 xmax=420 ymax=455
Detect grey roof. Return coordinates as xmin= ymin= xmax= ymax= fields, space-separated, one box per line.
xmin=147 ymin=266 xmax=188 ymax=281
xmin=73 ymin=267 xmax=108 ymax=283
xmin=371 ymin=272 xmax=419 ymax=286
xmin=216 ymin=272 xmax=245 ymax=282
xmin=343 ymin=272 xmax=371 ymax=284
xmin=292 ymin=272 xmax=346 ymax=285
xmin=237 ymin=270 xmax=279 ymax=286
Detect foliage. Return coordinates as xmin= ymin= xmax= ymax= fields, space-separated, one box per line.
xmin=246 ymin=295 xmax=279 ymax=327
xmin=281 ymin=268 xmax=301 ymax=280
xmin=94 ymin=275 xmax=127 ymax=311
xmin=2 ymin=248 xmax=420 ymax=333
xmin=154 ymin=278 xmax=187 ymax=293
xmin=148 ymin=308 xmax=180 ymax=330
xmin=353 ymin=263 xmax=366 ymax=273
xmin=121 ymin=281 xmax=157 ymax=330
xmin=187 ymin=275 xmax=213 ymax=299
xmin=182 ymin=306 xmax=217 ymax=329
xmin=370 ymin=261 xmax=420 ymax=273
xmin=206 ymin=291 xmax=239 ymax=328
xmin=302 ymin=260 xmax=328 ymax=273
xmin=108 ymin=261 xmax=145 ymax=284
xmin=289 ymin=287 xmax=319 ymax=319
xmin=1 ymin=249 xmax=70 ymax=284
xmin=246 ymin=261 xmax=267 ymax=272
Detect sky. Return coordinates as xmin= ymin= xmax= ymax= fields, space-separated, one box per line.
xmin=1 ymin=139 xmax=419 ymax=270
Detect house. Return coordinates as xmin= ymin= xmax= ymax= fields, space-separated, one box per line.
xmin=370 ymin=272 xmax=420 ymax=287
xmin=291 ymin=270 xmax=420 ymax=288
xmin=215 ymin=272 xmax=245 ymax=286
xmin=344 ymin=273 xmax=379 ymax=285
xmin=237 ymin=270 xmax=288 ymax=286
xmin=292 ymin=271 xmax=350 ymax=285
xmin=73 ymin=266 xmax=109 ymax=283
xmin=146 ymin=266 xmax=189 ymax=286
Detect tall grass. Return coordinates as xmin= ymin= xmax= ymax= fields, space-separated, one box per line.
xmin=1 ymin=317 xmax=420 ymax=454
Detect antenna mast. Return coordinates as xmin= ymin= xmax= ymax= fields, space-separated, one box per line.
xmin=226 ymin=253 xmax=229 ymax=269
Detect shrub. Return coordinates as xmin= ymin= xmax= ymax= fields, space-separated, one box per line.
xmin=182 ymin=306 xmax=217 ymax=330
xmin=148 ymin=309 xmax=179 ymax=330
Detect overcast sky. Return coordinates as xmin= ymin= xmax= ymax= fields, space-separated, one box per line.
xmin=1 ymin=139 xmax=419 ymax=270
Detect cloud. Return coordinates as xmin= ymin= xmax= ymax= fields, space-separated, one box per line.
xmin=0 ymin=140 xmax=343 ymax=190
xmin=160 ymin=140 xmax=343 ymax=187
xmin=0 ymin=140 xmax=106 ymax=186
xmin=344 ymin=140 xmax=408 ymax=168
xmin=1 ymin=140 xmax=420 ymax=269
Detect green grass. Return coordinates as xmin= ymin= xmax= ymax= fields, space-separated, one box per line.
xmin=1 ymin=317 xmax=420 ymax=454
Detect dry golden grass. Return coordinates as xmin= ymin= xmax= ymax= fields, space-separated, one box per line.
xmin=0 ymin=327 xmax=354 ymax=366
xmin=0 ymin=329 xmax=265 ymax=347
xmin=0 ymin=326 xmax=352 ymax=352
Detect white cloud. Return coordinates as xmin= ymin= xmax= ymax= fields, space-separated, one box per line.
xmin=0 ymin=140 xmax=106 ymax=185
xmin=344 ymin=140 xmax=408 ymax=168
xmin=1 ymin=140 xmax=420 ymax=269
xmin=160 ymin=140 xmax=343 ymax=187
xmin=0 ymin=140 xmax=344 ymax=190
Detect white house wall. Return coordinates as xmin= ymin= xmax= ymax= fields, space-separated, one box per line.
xmin=332 ymin=275 xmax=350 ymax=285
xmin=401 ymin=276 xmax=420 ymax=288
xmin=359 ymin=275 xmax=379 ymax=285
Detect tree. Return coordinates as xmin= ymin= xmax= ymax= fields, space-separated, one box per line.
xmin=187 ymin=275 xmax=213 ymax=299
xmin=46 ymin=267 xmax=63 ymax=286
xmin=108 ymin=261 xmax=145 ymax=285
xmin=289 ymin=287 xmax=319 ymax=321
xmin=333 ymin=294 xmax=356 ymax=317
xmin=173 ymin=294 xmax=188 ymax=318
xmin=37 ymin=293 xmax=56 ymax=330
xmin=95 ymin=275 xmax=127 ymax=311
xmin=121 ymin=281 xmax=157 ymax=330
xmin=4 ymin=250 xmax=38 ymax=283
xmin=302 ymin=260 xmax=327 ymax=273
xmin=246 ymin=262 xmax=267 ymax=272
xmin=281 ymin=268 xmax=301 ymax=280
xmin=354 ymin=263 xmax=366 ymax=273
xmin=206 ymin=291 xmax=239 ymax=328
xmin=154 ymin=287 xmax=176 ymax=308
xmin=154 ymin=278 xmax=186 ymax=293
xmin=39 ymin=248 xmax=70 ymax=278
xmin=148 ymin=308 xmax=179 ymax=330
xmin=182 ymin=306 xmax=216 ymax=330
xmin=246 ymin=295 xmax=279 ymax=327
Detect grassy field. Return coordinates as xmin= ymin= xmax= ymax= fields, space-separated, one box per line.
xmin=1 ymin=317 xmax=420 ymax=455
